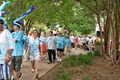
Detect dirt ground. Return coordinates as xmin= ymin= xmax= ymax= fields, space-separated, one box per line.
xmin=39 ymin=56 xmax=120 ymax=80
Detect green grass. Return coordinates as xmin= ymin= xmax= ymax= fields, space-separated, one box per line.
xmin=69 ymin=55 xmax=76 ymax=66
xmin=74 ymin=68 xmax=80 ymax=73
xmin=94 ymin=50 xmax=102 ymax=56
xmin=82 ymin=76 xmax=90 ymax=80
xmin=77 ymin=52 xmax=94 ymax=67
xmin=60 ymin=71 xmax=71 ymax=80
xmin=61 ymin=62 xmax=68 ymax=68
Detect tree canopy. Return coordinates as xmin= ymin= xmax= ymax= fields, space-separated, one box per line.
xmin=1 ymin=0 xmax=96 ymax=35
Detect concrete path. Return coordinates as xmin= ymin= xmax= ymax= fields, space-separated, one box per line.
xmin=20 ymin=49 xmax=88 ymax=80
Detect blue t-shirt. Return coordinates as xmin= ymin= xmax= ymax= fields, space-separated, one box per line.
xmin=23 ymin=35 xmax=29 ymax=49
xmin=65 ymin=38 xmax=71 ymax=48
xmin=12 ymin=31 xmax=24 ymax=56
xmin=57 ymin=37 xmax=65 ymax=49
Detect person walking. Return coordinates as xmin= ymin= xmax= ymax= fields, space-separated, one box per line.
xmin=28 ymin=30 xmax=40 ymax=80
xmin=11 ymin=21 xmax=24 ymax=80
xmin=11 ymin=6 xmax=35 ymax=80
xmin=0 ymin=1 xmax=14 ymax=80
xmin=46 ymin=31 xmax=56 ymax=64
xmin=56 ymin=33 xmax=65 ymax=62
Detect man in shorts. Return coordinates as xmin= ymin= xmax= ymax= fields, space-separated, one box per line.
xmin=11 ymin=22 xmax=24 ymax=80
xmin=57 ymin=33 xmax=65 ymax=62
xmin=0 ymin=1 xmax=14 ymax=80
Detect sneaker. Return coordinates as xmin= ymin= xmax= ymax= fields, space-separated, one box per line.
xmin=32 ymin=69 xmax=34 ymax=72
xmin=44 ymin=57 xmax=48 ymax=60
xmin=57 ymin=57 xmax=60 ymax=61
xmin=59 ymin=58 xmax=62 ymax=62
xmin=24 ymin=59 xmax=27 ymax=62
xmin=11 ymin=75 xmax=14 ymax=80
xmin=48 ymin=62 xmax=52 ymax=64
xmin=19 ymin=73 xmax=23 ymax=80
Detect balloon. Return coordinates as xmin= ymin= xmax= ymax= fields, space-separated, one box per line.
xmin=13 ymin=6 xmax=35 ymax=28
xmin=2 ymin=11 xmax=6 ymax=16
xmin=0 ymin=1 xmax=10 ymax=24
xmin=4 ymin=24 xmax=8 ymax=29
xmin=30 ymin=6 xmax=35 ymax=11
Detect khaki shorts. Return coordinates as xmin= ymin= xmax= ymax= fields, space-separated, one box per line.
xmin=11 ymin=56 xmax=22 ymax=71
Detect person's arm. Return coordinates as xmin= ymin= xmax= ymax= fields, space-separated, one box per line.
xmin=5 ymin=31 xmax=14 ymax=63
xmin=54 ymin=37 xmax=57 ymax=50
xmin=13 ymin=31 xmax=23 ymax=42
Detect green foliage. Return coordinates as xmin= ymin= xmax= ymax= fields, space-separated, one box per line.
xmin=87 ymin=52 xmax=94 ymax=59
xmin=77 ymin=52 xmax=94 ymax=66
xmin=82 ymin=76 xmax=90 ymax=80
xmin=94 ymin=50 xmax=102 ymax=56
xmin=68 ymin=55 xmax=76 ymax=66
xmin=61 ymin=62 xmax=68 ymax=68
xmin=1 ymin=0 xmax=96 ymax=34
xmin=95 ymin=41 xmax=102 ymax=46
xmin=60 ymin=71 xmax=71 ymax=80
xmin=74 ymin=68 xmax=80 ymax=73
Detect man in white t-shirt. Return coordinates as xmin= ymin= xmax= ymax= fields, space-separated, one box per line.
xmin=46 ymin=31 xmax=56 ymax=64
xmin=0 ymin=19 xmax=14 ymax=80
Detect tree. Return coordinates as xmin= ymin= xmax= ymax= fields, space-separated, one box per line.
xmin=76 ymin=0 xmax=120 ymax=67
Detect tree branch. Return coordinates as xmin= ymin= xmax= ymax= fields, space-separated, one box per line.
xmin=76 ymin=0 xmax=98 ymax=14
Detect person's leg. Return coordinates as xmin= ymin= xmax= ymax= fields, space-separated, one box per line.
xmin=14 ymin=56 xmax=22 ymax=80
xmin=59 ymin=49 xmax=63 ymax=61
xmin=30 ymin=55 xmax=34 ymax=72
xmin=10 ymin=64 xmax=14 ymax=80
xmin=57 ymin=49 xmax=60 ymax=61
xmin=33 ymin=60 xmax=39 ymax=79
xmin=65 ymin=48 xmax=68 ymax=55
xmin=1 ymin=63 xmax=11 ymax=80
xmin=52 ymin=50 xmax=56 ymax=63
xmin=67 ymin=48 xmax=70 ymax=55
xmin=24 ymin=50 xmax=28 ymax=61
xmin=75 ymin=43 xmax=77 ymax=50
xmin=48 ymin=50 xmax=52 ymax=63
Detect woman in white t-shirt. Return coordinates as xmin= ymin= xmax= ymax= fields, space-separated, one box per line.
xmin=28 ymin=30 xmax=40 ymax=80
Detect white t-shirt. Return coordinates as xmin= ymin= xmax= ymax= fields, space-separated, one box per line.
xmin=0 ymin=29 xmax=14 ymax=64
xmin=46 ymin=36 xmax=56 ymax=50
xmin=28 ymin=37 xmax=40 ymax=55
xmin=70 ymin=36 xmax=74 ymax=43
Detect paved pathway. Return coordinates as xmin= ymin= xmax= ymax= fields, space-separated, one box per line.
xmin=19 ymin=49 xmax=88 ymax=80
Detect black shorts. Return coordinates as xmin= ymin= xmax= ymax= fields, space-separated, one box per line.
xmin=57 ymin=49 xmax=64 ymax=52
xmin=11 ymin=56 xmax=22 ymax=71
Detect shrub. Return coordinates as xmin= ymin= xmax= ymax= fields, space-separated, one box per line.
xmin=95 ymin=41 xmax=102 ymax=46
xmin=94 ymin=50 xmax=101 ymax=56
xmin=61 ymin=62 xmax=68 ymax=68
xmin=82 ymin=76 xmax=90 ymax=80
xmin=69 ymin=55 xmax=76 ymax=66
xmin=77 ymin=52 xmax=94 ymax=66
xmin=60 ymin=71 xmax=71 ymax=80
xmin=87 ymin=52 xmax=94 ymax=59
xmin=78 ymin=54 xmax=91 ymax=65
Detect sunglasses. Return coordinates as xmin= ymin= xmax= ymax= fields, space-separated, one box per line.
xmin=0 ymin=22 xmax=4 ymax=25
